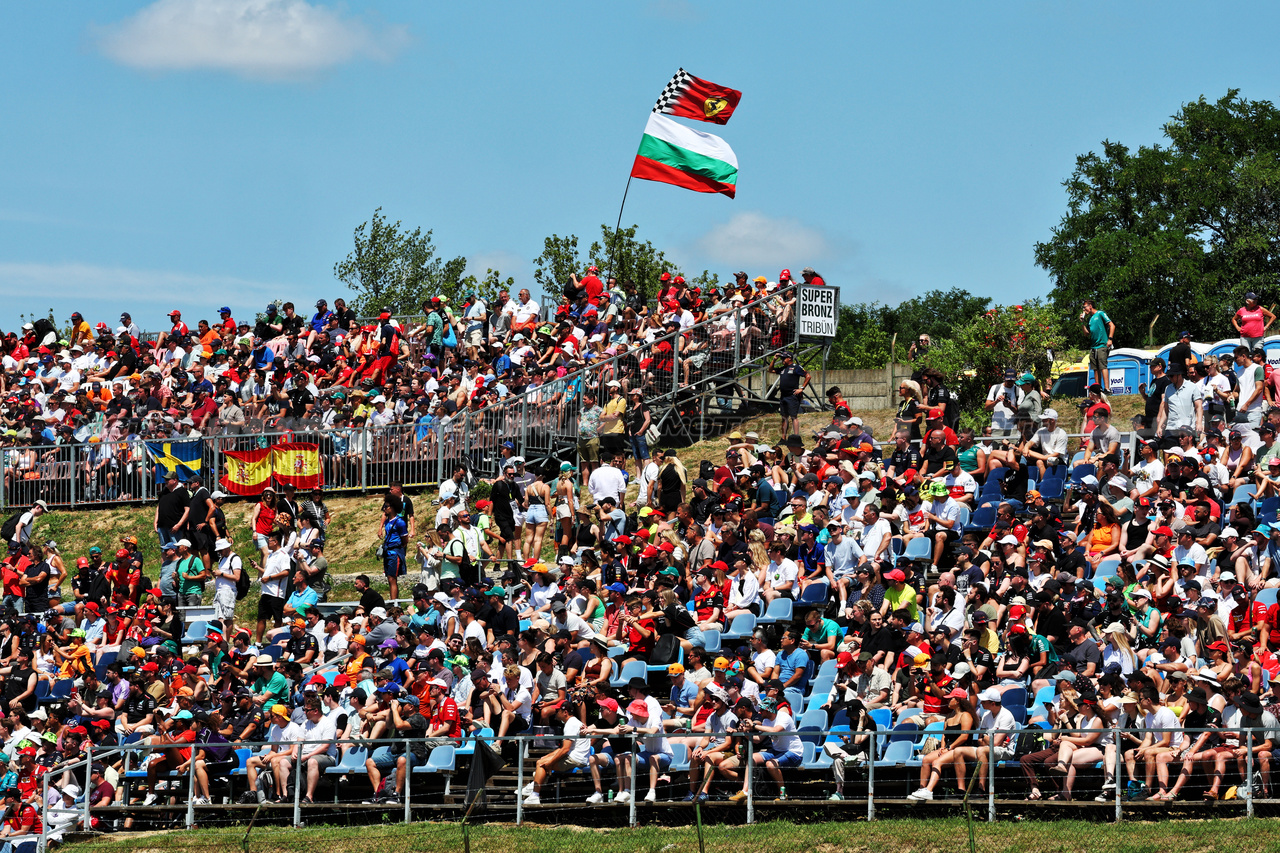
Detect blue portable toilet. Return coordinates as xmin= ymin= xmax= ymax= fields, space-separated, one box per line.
xmin=1088 ymin=348 xmax=1153 ymax=396
xmin=1154 ymin=341 xmax=1213 ymax=372
xmin=1263 ymin=335 xmax=1280 ymax=371
xmin=1208 ymin=338 xmax=1241 ymax=362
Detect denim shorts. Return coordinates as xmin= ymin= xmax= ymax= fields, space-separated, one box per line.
xmin=759 ymin=749 xmax=802 ymax=767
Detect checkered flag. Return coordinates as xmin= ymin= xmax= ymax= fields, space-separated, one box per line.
xmin=653 ymin=68 xmax=692 ymax=114
xmin=648 ymin=68 xmax=741 ymax=125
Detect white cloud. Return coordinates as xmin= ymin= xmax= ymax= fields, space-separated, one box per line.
xmin=95 ymin=0 xmax=409 ymax=80
xmin=0 ymin=262 xmax=289 ymax=322
xmin=694 ymin=211 xmax=833 ymax=269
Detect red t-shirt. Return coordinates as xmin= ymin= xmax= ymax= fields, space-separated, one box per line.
xmin=626 ymin=619 xmax=656 ymax=657
xmin=1233 ymin=601 xmax=1269 ymax=635
xmin=431 ymin=697 xmax=462 ymax=740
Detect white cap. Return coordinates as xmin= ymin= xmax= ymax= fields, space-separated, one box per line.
xmin=369 ymin=607 xmax=388 ymax=619
xmin=1190 ymin=477 xmax=1209 ymax=489
xmin=1131 ymin=588 xmax=1151 ymax=600
xmin=1220 ymin=571 xmax=1236 ymax=582
xmin=210 ymin=490 xmax=227 ymax=500
xmin=177 ymin=538 xmax=192 ymax=548
xmin=1222 ymin=527 xmax=1240 ymax=538
xmin=1040 ymin=408 xmax=1059 ymax=420
xmin=844 ymin=417 xmax=864 ymax=427
xmin=372 ymin=395 xmax=386 ymax=403
xmin=1080 ymin=475 xmax=1099 ymax=487
xmin=214 ymin=538 xmax=232 ymax=551
xmin=1107 ymin=476 xmax=1126 ymax=489
xmin=998 ymin=535 xmax=1019 ymax=546
xmin=978 ymin=688 xmax=1002 ymax=703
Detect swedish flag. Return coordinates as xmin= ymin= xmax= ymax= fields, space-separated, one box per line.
xmin=145 ymin=440 xmax=204 ymax=484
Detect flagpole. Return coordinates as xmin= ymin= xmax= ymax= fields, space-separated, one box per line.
xmin=606 ymin=175 xmax=634 ymax=288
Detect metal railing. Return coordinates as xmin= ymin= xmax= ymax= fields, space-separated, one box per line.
xmin=0 ymin=286 xmax=804 ymax=510
xmin=29 ymin=722 xmax=1275 ymax=841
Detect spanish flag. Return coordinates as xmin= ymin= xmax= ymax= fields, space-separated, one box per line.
xmin=220 ymin=447 xmax=272 ymax=496
xmin=145 ymin=439 xmax=203 ymax=484
xmin=273 ymin=443 xmax=322 ymax=490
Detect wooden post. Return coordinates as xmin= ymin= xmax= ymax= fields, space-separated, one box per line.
xmin=886 ymin=334 xmax=898 ymax=409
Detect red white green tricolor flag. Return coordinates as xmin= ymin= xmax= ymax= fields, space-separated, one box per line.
xmin=630 ymin=113 xmax=738 ymax=199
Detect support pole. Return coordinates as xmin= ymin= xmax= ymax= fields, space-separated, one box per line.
xmin=605 ymin=177 xmax=635 ymax=285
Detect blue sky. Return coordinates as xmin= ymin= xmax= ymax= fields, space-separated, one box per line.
xmin=2 ymin=1 xmax=1279 ymax=332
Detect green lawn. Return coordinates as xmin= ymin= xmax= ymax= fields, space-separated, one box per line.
xmin=61 ymin=816 xmax=1280 ymax=853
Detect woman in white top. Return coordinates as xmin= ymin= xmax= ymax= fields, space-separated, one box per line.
xmin=1050 ymin=694 xmax=1106 ymax=800
xmin=1101 ymin=623 xmax=1137 ymax=676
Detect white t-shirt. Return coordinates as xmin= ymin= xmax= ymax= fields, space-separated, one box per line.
xmin=503 ymin=683 xmax=533 ymax=723
xmin=564 ymin=715 xmax=591 ymax=764
xmin=979 ymin=706 xmax=1018 ymax=747
xmin=767 ymin=558 xmax=798 ymax=590
xmin=635 ymin=461 xmax=660 ymax=507
xmin=588 ymin=465 xmax=628 ymax=505
xmin=986 ymin=383 xmax=1024 ymax=432
xmin=300 ymin=712 xmax=338 ymax=758
xmin=752 ymin=649 xmax=777 ymax=677
xmin=768 ymin=708 xmax=803 ymax=755
xmin=859 ymin=518 xmax=892 ymax=560
xmin=1144 ymin=706 xmax=1184 ymax=748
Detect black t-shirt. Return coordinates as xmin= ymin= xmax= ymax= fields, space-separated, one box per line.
xmin=1168 ymin=343 xmax=1193 ymax=373
xmin=360 ymin=588 xmax=386 ymax=614
xmin=777 ymin=364 xmax=806 ymax=393
xmin=23 ymin=561 xmax=50 ymax=610
xmin=487 ymin=604 xmax=519 ymax=639
xmin=3 ymin=667 xmax=34 ymax=712
xmin=624 ymin=403 xmax=650 ymax=437
xmin=1062 ymin=637 xmax=1102 ymax=672
xmin=124 ymin=691 xmax=157 ymax=724
xmin=1144 ymin=376 xmax=1171 ymax=421
xmin=922 ymin=445 xmax=957 ymax=470
xmin=658 ymin=464 xmax=684 ymax=511
xmin=156 ymin=487 xmax=189 ymax=529
xmin=890 ymin=447 xmax=922 ymax=475
xmin=489 ymin=480 xmax=516 ymax=524
xmin=970 ymin=648 xmax=997 ymax=688
xmin=188 ymin=487 xmax=212 ymax=527
xmin=286 ymin=633 xmax=319 ymax=661
xmin=229 ymin=706 xmax=262 ymax=740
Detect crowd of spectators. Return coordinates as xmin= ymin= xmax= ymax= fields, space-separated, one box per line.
xmin=17 ymin=290 xmax=1280 ymax=838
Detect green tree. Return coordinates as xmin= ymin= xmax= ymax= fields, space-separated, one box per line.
xmin=827 ymin=303 xmax=894 ymax=370
xmin=884 ymin=288 xmax=992 ymax=346
xmin=534 ymin=225 xmax=684 ymax=302
xmin=1035 ymin=90 xmax=1280 ymax=348
xmin=532 ymin=234 xmax=582 ymax=299
xmin=333 ymin=208 xmax=469 ymax=316
xmin=456 ymin=268 xmax=514 ymax=308
xmin=919 ymin=300 xmax=1065 ymax=422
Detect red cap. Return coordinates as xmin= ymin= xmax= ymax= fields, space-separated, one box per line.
xmin=1154 ymin=526 xmax=1175 ymax=538
xmin=378 ymin=312 xmax=391 ymax=320
xmin=836 ymin=651 xmax=854 ymax=667
xmin=180 ymin=665 xmax=198 ymax=675
xmin=885 ymin=569 xmax=906 ymax=582
xmin=779 ymin=269 xmax=792 ymax=281
xmin=659 ymin=272 xmax=671 ymax=281
xmin=710 ymin=560 xmax=729 ymax=572
xmin=674 ymin=276 xmax=685 ymax=284
xmin=76 ymin=557 xmax=89 ymax=568
xmin=89 ymin=720 xmax=110 ymax=729
xmin=659 ymin=541 xmax=675 ymax=553
xmin=613 ymin=535 xmax=632 ymax=545
xmin=946 ymin=688 xmax=969 ymax=700
xmin=475 ymin=499 xmax=491 ymax=510
xmin=66 ymin=726 xmax=88 ymax=736
xmin=84 ymin=602 xmax=99 ymax=612
xmin=641 ymin=545 xmax=659 ymax=558
xmin=1208 ymin=640 xmax=1229 ymax=652
xmin=927 ymin=407 xmax=944 ymax=419
xmin=333 ymin=674 xmax=349 ymax=687
xmin=635 ymin=530 xmax=651 ymax=540
xmin=168 ymin=310 xmax=181 ymax=316
xmin=115 ymin=548 xmax=129 ymax=559
xmin=522 ymin=558 xmax=539 ymax=569
xmin=309 ymin=674 xmax=327 ymax=685
xmin=1008 ymin=623 xmax=1028 ymax=635
xmin=140 ymin=662 xmax=159 ymax=672
xmin=147 ymin=588 xmax=164 ymax=596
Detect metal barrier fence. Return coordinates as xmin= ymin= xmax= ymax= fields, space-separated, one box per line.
xmin=31 ymin=722 xmax=1280 ymax=842
xmin=0 ymin=286 xmax=805 ymax=510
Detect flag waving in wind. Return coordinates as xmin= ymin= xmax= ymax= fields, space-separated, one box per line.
xmin=653 ymin=69 xmax=742 ymax=125
xmin=631 ymin=113 xmax=738 ymax=198
xmin=145 ymin=440 xmax=203 ymax=484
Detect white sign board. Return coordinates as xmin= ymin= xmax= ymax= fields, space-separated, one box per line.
xmin=797 ymin=285 xmax=838 ymax=338
xmin=1108 ymin=368 xmax=1129 ymax=395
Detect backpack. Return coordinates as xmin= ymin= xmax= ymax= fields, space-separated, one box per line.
xmin=0 ymin=510 xmax=24 ymax=545
xmin=699 ymin=460 xmax=716 ymax=481
xmin=32 ymin=318 xmax=55 ymax=342
xmin=1014 ymin=725 xmax=1045 ymax=757
xmin=649 ymin=633 xmax=681 ymax=667
xmin=231 ymin=556 xmax=251 ymax=600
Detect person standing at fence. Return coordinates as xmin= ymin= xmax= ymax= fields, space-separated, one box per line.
xmin=380 ymin=498 xmax=409 ymax=603
xmin=153 ymin=475 xmax=188 ymax=550
xmin=212 ymin=538 xmax=241 ymax=637
xmin=770 ymin=352 xmax=810 ymax=440
xmin=1082 ymin=299 xmax=1115 ymax=388
xmin=578 ymin=391 xmax=604 ymax=485
xmin=624 ymin=388 xmax=652 ymax=469
xmin=598 ymin=381 xmax=628 ymax=461
xmin=251 ymin=533 xmax=291 ymax=643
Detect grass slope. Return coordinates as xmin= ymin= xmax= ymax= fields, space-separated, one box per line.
xmin=31 ymin=395 xmax=1137 ymax=616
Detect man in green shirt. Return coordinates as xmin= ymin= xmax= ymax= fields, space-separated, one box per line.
xmin=251 ymin=655 xmax=289 ymax=706
xmin=801 ymin=608 xmax=843 ymax=662
xmin=1083 ymin=300 xmax=1114 ymax=391
xmin=175 ymin=538 xmax=209 ymax=607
